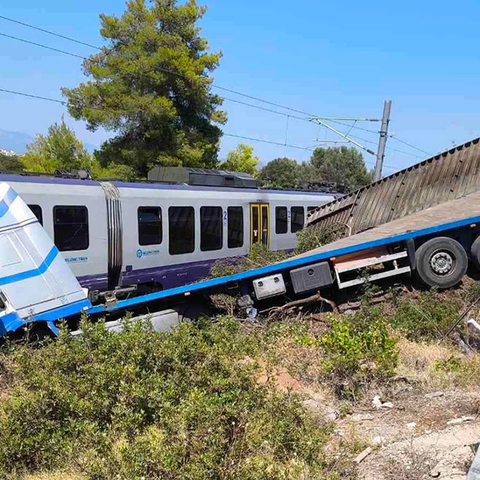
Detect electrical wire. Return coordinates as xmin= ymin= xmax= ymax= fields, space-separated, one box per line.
xmin=0 ymin=14 xmax=101 ymax=50
xmin=0 ymin=87 xmax=315 ymax=153
xmin=0 ymin=17 xmax=431 ymax=164
xmin=0 ymin=32 xmax=86 ymax=59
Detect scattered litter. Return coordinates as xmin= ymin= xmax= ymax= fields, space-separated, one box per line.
xmin=424 ymin=391 xmax=444 ymax=399
xmin=372 ymin=395 xmax=393 ymax=409
xmin=372 ymin=435 xmax=386 ymax=446
xmin=447 ymin=416 xmax=475 ymax=426
xmin=353 ymin=447 xmax=373 ymax=464
xmin=406 ymin=422 xmax=416 ymax=429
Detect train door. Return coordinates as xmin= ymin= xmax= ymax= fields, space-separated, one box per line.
xmin=250 ymin=203 xmax=269 ymax=247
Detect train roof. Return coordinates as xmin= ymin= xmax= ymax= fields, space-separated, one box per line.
xmin=0 ymin=172 xmax=337 ymax=197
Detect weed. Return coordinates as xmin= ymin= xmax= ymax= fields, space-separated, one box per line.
xmin=294 ymin=224 xmax=344 ymax=255
xmin=209 ymin=243 xmax=289 ymax=278
xmin=320 ymin=309 xmax=398 ymax=398
xmin=387 ymin=289 xmax=460 ymax=341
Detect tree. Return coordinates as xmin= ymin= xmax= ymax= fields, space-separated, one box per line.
xmin=257 ymin=157 xmax=302 ymax=189
xmin=221 ymin=144 xmax=259 ymax=175
xmin=309 ymin=146 xmax=373 ymax=189
xmin=0 ymin=153 xmax=24 ymax=172
xmin=22 ymin=120 xmax=93 ymax=173
xmin=62 ymin=0 xmax=226 ymax=178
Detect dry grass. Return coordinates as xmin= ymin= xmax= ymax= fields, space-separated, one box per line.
xmin=396 ymin=336 xmax=480 ymax=390
xmin=21 ymin=472 xmax=85 ymax=480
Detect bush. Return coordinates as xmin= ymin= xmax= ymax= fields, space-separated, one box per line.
xmin=294 ymin=224 xmax=343 ymax=255
xmin=387 ymin=290 xmax=460 ymax=341
xmin=320 ymin=308 xmax=398 ymax=398
xmin=0 ymin=317 xmax=334 ymax=480
xmin=209 ymin=243 xmax=289 ymax=278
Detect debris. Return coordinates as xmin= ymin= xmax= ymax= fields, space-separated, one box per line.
xmin=406 ymin=422 xmax=416 ymax=429
xmin=424 ymin=391 xmax=444 ymax=399
xmin=430 ymin=464 xmax=441 ymax=478
xmin=353 ymin=447 xmax=373 ymax=464
xmin=447 ymin=416 xmax=475 ymax=426
xmin=372 ymin=435 xmax=386 ymax=446
xmin=467 ymin=319 xmax=480 ymax=350
xmin=372 ymin=395 xmax=393 ymax=409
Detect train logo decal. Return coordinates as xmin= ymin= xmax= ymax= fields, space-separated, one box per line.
xmin=137 ymin=248 xmax=160 ymax=259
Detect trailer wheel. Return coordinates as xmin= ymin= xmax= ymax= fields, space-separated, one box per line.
xmin=416 ymin=237 xmax=468 ymax=288
xmin=470 ymin=236 xmax=480 ymax=270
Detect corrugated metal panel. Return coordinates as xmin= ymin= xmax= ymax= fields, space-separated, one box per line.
xmin=307 ymin=137 xmax=480 ymax=236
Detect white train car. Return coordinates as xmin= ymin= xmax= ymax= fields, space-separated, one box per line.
xmin=0 ymin=173 xmax=336 ymax=296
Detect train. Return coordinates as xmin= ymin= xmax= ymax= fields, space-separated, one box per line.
xmin=0 ymin=171 xmax=336 ymax=299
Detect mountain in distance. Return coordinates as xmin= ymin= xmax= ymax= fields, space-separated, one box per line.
xmin=0 ymin=129 xmax=34 ymax=154
xmin=0 ymin=129 xmax=98 ymax=154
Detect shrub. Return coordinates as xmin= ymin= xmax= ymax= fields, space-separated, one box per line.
xmin=209 ymin=243 xmax=289 ymax=278
xmin=320 ymin=309 xmax=398 ymax=398
xmin=0 ymin=317 xmax=334 ymax=480
xmin=387 ymin=290 xmax=460 ymax=341
xmin=294 ymin=224 xmax=344 ymax=255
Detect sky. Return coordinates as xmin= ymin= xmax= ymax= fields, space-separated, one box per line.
xmin=1 ymin=0 xmax=480 ymax=174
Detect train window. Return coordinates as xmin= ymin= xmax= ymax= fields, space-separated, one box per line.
xmin=28 ymin=204 xmax=43 ymax=225
xmin=228 ymin=207 xmax=243 ymax=248
xmin=291 ymin=206 xmax=305 ymax=233
xmin=138 ymin=207 xmax=162 ymax=246
xmin=53 ymin=206 xmax=89 ymax=251
xmin=275 ymin=207 xmax=287 ymax=234
xmin=307 ymin=206 xmax=317 ymax=213
xmin=169 ymin=206 xmax=194 ymax=255
xmin=200 ymin=206 xmax=223 ymax=252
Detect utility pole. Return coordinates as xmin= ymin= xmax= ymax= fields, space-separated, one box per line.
xmin=374 ymin=100 xmax=392 ymax=181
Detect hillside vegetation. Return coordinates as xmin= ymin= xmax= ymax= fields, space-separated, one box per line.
xmin=1 ymin=279 xmax=480 ymax=479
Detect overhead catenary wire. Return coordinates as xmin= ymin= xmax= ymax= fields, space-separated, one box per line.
xmin=0 ymin=32 xmax=86 ymax=59
xmin=0 ymin=17 xmax=430 ymax=165
xmin=0 ymin=14 xmax=101 ymax=50
xmin=0 ymin=87 xmax=316 ymax=154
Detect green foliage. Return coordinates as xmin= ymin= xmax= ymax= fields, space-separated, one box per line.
xmin=320 ymin=310 xmax=398 ymax=398
xmin=0 ymin=317 xmax=333 ymax=480
xmin=62 ymin=0 xmax=226 ymax=177
xmin=257 ymin=157 xmax=302 ymax=189
xmin=310 ymin=147 xmax=373 ymax=190
xmin=221 ymin=143 xmax=259 ymax=175
xmin=387 ymin=290 xmax=460 ymax=341
xmin=434 ymin=355 xmax=463 ymax=372
xmin=0 ymin=153 xmax=24 ymax=172
xmin=257 ymin=147 xmax=373 ymax=191
xmin=209 ymin=243 xmax=289 ymax=278
xmin=22 ymin=119 xmax=93 ymax=174
xmin=294 ymin=224 xmax=344 ymax=255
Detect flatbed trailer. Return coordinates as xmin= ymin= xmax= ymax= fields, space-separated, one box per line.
xmin=82 ymin=188 xmax=480 ymax=320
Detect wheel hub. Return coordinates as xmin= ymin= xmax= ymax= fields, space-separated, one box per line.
xmin=430 ymin=251 xmax=454 ymax=275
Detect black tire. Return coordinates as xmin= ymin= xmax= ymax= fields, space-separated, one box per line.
xmin=471 ymin=235 xmax=480 ymax=270
xmin=416 ymin=237 xmax=468 ymax=289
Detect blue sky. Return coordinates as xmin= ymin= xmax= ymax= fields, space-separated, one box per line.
xmin=1 ymin=0 xmax=480 ymax=173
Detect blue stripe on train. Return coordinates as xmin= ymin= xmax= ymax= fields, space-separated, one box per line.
xmin=0 ymin=245 xmax=59 ymax=286
xmin=0 ymin=187 xmax=18 ymax=218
